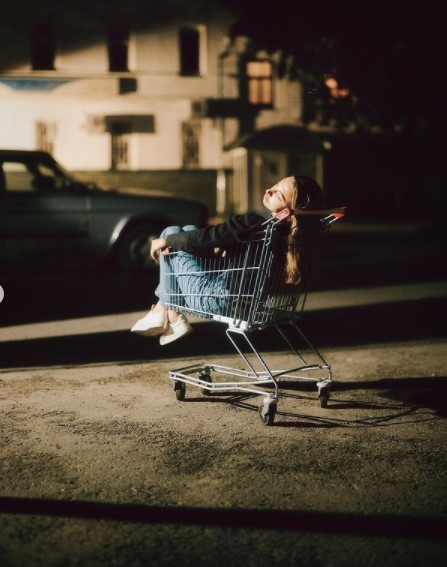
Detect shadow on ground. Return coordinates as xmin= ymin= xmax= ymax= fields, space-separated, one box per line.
xmin=0 ymin=496 xmax=445 ymax=540
xmin=275 ymin=375 xmax=447 ymax=419
xmin=0 ymin=297 xmax=445 ymax=370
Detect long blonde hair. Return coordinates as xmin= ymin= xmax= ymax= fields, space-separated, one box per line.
xmin=285 ymin=175 xmax=325 ymax=285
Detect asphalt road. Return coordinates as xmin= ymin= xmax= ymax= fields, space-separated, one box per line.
xmin=0 ymin=221 xmax=446 ymax=566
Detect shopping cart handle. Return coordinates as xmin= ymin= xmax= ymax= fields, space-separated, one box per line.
xmin=274 ymin=208 xmax=294 ymax=221
xmin=321 ymin=206 xmax=348 ymax=225
xmin=273 ymin=206 xmax=347 ymax=222
xmin=331 ymin=206 xmax=347 ymax=218
xmin=294 ymin=206 xmax=347 ymax=217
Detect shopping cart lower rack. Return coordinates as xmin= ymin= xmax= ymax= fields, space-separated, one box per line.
xmin=163 ymin=207 xmax=346 ymax=425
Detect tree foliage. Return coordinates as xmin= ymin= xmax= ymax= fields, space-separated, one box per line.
xmin=222 ymin=0 xmax=443 ymax=137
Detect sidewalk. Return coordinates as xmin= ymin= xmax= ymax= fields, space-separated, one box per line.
xmin=2 ymin=280 xmax=446 ymax=343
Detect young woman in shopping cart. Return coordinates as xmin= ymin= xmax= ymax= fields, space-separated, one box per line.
xmin=131 ymin=174 xmax=325 ymax=345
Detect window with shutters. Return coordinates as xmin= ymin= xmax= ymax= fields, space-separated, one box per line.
xmin=111 ymin=122 xmax=131 ymax=170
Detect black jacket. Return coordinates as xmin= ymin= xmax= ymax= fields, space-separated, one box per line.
xmin=165 ymin=213 xmax=267 ymax=252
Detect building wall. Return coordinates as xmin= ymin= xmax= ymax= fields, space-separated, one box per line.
xmin=0 ymin=17 xmax=234 ymax=171
xmin=0 ymin=6 xmax=307 ymax=215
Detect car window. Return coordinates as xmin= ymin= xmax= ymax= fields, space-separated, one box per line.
xmin=2 ymin=160 xmax=60 ymax=193
xmin=3 ymin=162 xmax=35 ymax=192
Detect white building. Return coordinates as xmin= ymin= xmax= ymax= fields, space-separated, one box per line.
xmin=0 ymin=3 xmax=319 ymax=215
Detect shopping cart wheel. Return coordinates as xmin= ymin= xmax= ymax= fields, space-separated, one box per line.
xmin=258 ymin=402 xmax=277 ymax=426
xmin=319 ymin=388 xmax=330 ymax=408
xmin=174 ymin=380 xmax=186 ymax=401
xmin=199 ymin=373 xmax=212 ymax=395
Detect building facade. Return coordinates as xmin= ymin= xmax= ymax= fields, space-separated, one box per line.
xmin=0 ymin=3 xmax=319 ymax=216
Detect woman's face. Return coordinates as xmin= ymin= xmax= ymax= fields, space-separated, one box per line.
xmin=263 ymin=176 xmax=296 ymax=214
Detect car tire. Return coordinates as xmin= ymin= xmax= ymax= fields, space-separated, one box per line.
xmin=115 ymin=224 xmax=161 ymax=272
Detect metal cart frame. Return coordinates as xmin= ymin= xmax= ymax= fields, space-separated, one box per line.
xmin=164 ymin=207 xmax=346 ymax=425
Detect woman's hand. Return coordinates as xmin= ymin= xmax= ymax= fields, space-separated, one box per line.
xmin=150 ymin=237 xmax=168 ymax=262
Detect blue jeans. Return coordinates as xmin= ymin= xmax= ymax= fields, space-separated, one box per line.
xmin=155 ymin=225 xmax=231 ymax=315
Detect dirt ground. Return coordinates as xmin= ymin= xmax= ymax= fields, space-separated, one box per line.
xmin=1 ymin=220 xmax=446 ymax=566
xmin=1 ymin=333 xmax=446 ymax=567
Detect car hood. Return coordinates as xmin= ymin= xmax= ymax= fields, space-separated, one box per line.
xmin=85 ymin=186 xmax=208 ymax=224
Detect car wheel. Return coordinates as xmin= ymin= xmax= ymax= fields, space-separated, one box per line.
xmin=115 ymin=224 xmax=160 ymax=271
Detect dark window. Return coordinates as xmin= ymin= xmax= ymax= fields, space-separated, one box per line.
xmin=119 ymin=77 xmax=137 ymax=94
xmin=182 ymin=120 xmax=201 ymax=167
xmin=111 ymin=122 xmax=131 ymax=170
xmin=179 ymin=27 xmax=200 ymax=76
xmin=32 ymin=24 xmax=56 ymax=70
xmin=107 ymin=25 xmax=129 ymax=72
xmin=247 ymin=60 xmax=273 ymax=106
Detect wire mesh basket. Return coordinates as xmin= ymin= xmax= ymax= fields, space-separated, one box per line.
xmin=163 ymin=208 xmax=345 ymax=425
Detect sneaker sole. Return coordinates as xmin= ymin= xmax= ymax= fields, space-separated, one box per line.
xmin=159 ymin=326 xmax=193 ymax=346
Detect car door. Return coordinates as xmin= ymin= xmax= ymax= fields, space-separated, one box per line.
xmin=0 ymin=156 xmax=90 ymax=269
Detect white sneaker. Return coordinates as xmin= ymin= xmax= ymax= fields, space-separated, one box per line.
xmin=131 ymin=306 xmax=167 ymax=336
xmin=159 ymin=314 xmax=193 ymax=345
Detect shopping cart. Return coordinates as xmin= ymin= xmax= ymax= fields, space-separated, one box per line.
xmin=163 ymin=206 xmax=346 ymax=425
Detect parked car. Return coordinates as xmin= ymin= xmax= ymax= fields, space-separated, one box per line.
xmin=0 ymin=150 xmax=208 ymax=271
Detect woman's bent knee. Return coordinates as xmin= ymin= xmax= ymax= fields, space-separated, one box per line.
xmin=182 ymin=224 xmax=199 ymax=232
xmin=160 ymin=225 xmax=198 ymax=238
xmin=160 ymin=226 xmax=182 ymax=238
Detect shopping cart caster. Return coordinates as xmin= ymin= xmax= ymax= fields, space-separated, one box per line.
xmin=258 ymin=398 xmax=277 ymax=426
xmin=199 ymin=373 xmax=212 ymax=395
xmin=318 ymin=387 xmax=330 ymax=408
xmin=174 ymin=380 xmax=186 ymax=401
